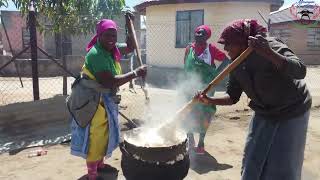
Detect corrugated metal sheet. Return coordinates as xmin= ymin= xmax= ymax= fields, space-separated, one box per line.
xmin=0 ymin=96 xmax=71 ymax=153
xmin=270 ymin=8 xmax=296 ymax=24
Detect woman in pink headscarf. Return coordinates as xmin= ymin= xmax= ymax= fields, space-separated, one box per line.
xmin=70 ymin=13 xmax=147 ymax=180
xmin=183 ymin=25 xmax=229 ymax=154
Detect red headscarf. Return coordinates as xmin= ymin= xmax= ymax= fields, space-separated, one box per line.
xmin=195 ymin=25 xmax=212 ymax=40
xmin=218 ymin=19 xmax=267 ymax=45
xmin=192 ymin=25 xmax=212 ymax=56
xmin=186 ymin=25 xmax=226 ymax=63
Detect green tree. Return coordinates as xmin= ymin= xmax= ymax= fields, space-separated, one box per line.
xmin=0 ymin=0 xmax=126 ymax=34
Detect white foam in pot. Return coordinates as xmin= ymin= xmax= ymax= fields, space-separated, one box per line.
xmin=124 ymin=127 xmax=187 ymax=148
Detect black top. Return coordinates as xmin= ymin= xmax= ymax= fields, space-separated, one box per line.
xmin=226 ymin=37 xmax=312 ymax=120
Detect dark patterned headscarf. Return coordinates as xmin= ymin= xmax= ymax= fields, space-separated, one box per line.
xmin=218 ymin=19 xmax=267 ymax=45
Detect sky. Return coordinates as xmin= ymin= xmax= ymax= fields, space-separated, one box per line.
xmin=1 ymin=0 xmax=320 ymax=11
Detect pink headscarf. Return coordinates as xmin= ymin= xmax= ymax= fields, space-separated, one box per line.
xmin=86 ymin=19 xmax=121 ymax=61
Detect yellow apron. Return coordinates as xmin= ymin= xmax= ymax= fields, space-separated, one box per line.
xmin=82 ymin=67 xmax=109 ymax=162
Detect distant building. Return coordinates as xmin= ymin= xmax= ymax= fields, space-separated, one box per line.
xmin=269 ymin=6 xmax=320 ymax=64
xmin=135 ymin=0 xmax=284 ymax=68
xmin=0 ymin=11 xmax=46 ymax=58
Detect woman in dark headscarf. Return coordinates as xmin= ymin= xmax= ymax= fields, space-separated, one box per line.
xmin=195 ymin=19 xmax=311 ymax=180
xmin=183 ymin=25 xmax=229 ymax=154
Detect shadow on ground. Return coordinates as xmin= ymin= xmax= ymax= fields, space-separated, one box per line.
xmin=189 ymin=151 xmax=233 ymax=175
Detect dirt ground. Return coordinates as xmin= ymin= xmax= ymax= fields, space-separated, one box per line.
xmin=0 ymin=66 xmax=319 ymax=180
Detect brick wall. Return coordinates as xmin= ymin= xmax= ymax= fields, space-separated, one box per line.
xmin=0 ymin=11 xmax=45 ymax=58
xmin=270 ymin=22 xmax=320 ymax=65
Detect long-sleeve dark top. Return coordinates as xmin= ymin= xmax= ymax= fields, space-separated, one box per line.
xmin=226 ymin=37 xmax=312 ymax=120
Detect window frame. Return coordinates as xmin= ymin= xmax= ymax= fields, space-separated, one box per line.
xmin=306 ymin=27 xmax=320 ymax=51
xmin=175 ymin=9 xmax=204 ymax=48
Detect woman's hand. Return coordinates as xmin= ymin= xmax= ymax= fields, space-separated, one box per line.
xmin=248 ymin=35 xmax=272 ymax=58
xmin=194 ymin=91 xmax=211 ymax=105
xmin=249 ymin=35 xmax=286 ymax=69
xmin=134 ymin=65 xmax=147 ymax=78
xmin=124 ymin=9 xmax=135 ymax=53
xmin=124 ymin=10 xmax=135 ymax=23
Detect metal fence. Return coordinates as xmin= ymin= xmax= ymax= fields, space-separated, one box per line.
xmin=0 ymin=10 xmax=244 ymax=123
xmin=0 ymin=9 xmax=74 ymax=106
xmin=0 ymin=9 xmax=150 ymax=122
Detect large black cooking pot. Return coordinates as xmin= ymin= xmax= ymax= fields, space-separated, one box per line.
xmin=120 ymin=127 xmax=190 ymax=180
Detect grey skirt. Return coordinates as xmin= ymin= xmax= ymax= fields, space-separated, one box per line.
xmin=241 ymin=110 xmax=310 ymax=180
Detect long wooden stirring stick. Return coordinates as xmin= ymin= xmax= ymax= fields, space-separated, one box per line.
xmin=126 ymin=14 xmax=149 ymax=100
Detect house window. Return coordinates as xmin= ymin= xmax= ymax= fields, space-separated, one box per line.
xmin=22 ymin=27 xmax=30 ymax=48
xmin=307 ymin=28 xmax=320 ymax=50
xmin=271 ymin=29 xmax=291 ymax=45
xmin=176 ymin=10 xmax=204 ymax=48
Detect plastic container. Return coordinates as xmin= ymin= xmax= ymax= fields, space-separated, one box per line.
xmin=28 ymin=148 xmax=47 ymax=158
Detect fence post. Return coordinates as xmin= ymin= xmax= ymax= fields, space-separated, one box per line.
xmin=56 ymin=33 xmax=68 ymax=95
xmin=62 ymin=47 xmax=67 ymax=95
xmin=29 ymin=2 xmax=39 ymax=101
xmin=62 ymin=33 xmax=72 ymax=95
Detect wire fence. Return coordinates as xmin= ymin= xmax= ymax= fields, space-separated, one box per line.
xmin=0 ymin=10 xmax=249 ymax=122
xmin=0 ymin=10 xmax=148 ymax=121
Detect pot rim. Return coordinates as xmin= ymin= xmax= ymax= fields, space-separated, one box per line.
xmin=123 ymin=137 xmax=188 ymax=149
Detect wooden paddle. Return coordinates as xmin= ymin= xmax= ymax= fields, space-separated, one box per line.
xmin=125 ymin=13 xmax=149 ymax=100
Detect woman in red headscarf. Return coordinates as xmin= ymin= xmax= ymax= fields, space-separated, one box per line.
xmin=69 ymin=13 xmax=147 ymax=180
xmin=195 ymin=19 xmax=311 ymax=180
xmin=183 ymin=25 xmax=229 ymax=154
